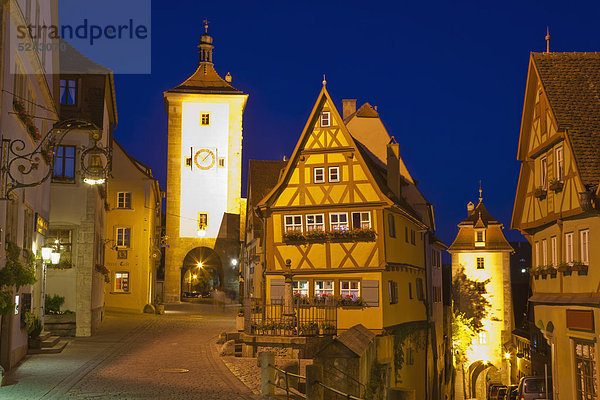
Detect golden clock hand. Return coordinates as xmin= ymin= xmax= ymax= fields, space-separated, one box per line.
xmin=201 ymin=153 xmax=211 ymax=162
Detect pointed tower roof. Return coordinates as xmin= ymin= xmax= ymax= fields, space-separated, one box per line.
xmin=166 ymin=23 xmax=244 ymax=95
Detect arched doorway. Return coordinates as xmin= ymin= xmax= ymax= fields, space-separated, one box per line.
xmin=180 ymin=247 xmax=223 ymax=301
xmin=468 ymin=361 xmax=500 ymax=399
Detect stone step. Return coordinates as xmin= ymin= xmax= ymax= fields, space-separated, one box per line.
xmin=41 ymin=335 xmax=60 ymax=348
xmin=39 ymin=331 xmax=52 ymax=341
xmin=28 ymin=340 xmax=68 ymax=355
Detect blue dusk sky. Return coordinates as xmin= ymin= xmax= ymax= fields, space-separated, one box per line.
xmin=112 ymin=0 xmax=600 ymax=249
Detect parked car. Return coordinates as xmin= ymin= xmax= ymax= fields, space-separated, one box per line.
xmin=507 ymin=384 xmax=519 ymax=400
xmin=489 ymin=384 xmax=507 ymax=400
xmin=517 ymin=376 xmax=553 ymax=400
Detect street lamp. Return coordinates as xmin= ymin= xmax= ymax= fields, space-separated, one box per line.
xmin=231 ymin=258 xmax=238 ymax=266
xmin=40 ymin=246 xmax=53 ymax=326
xmin=41 ymin=247 xmax=52 ymax=263
xmin=197 ymin=262 xmax=203 ymax=269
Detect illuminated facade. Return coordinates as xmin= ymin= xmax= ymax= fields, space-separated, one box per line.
xmin=448 ymin=198 xmax=513 ymax=400
xmin=163 ymin=25 xmax=247 ymax=302
xmin=512 ymin=52 xmax=600 ymax=400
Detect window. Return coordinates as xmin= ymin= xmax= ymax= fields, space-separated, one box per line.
xmin=535 ymin=241 xmax=540 ymax=266
xmin=313 ymin=167 xmax=325 ymax=183
xmin=116 ymin=192 xmax=132 ymax=209
xmin=52 ymin=145 xmax=76 ymax=182
xmin=201 ymin=113 xmax=210 ymax=125
xmin=293 ymin=280 xmax=309 ymax=297
xmin=477 ymin=331 xmax=488 ymax=345
xmin=218 ymin=158 xmax=225 ymax=167
xmin=565 ymin=232 xmax=574 ymax=264
xmin=405 ymin=226 xmax=409 ymax=243
xmin=315 ymin=280 xmax=334 ymax=297
xmin=556 ymin=146 xmax=564 ymax=181
xmin=408 ymin=282 xmax=413 ymax=299
xmin=551 ymin=236 xmax=557 ymax=266
xmin=432 ymin=249 xmax=442 ymax=268
xmin=284 ymin=215 xmax=302 ymax=233
xmin=388 ymin=214 xmax=396 ymax=238
xmin=541 ymin=157 xmax=547 ymax=189
xmin=116 ymin=227 xmax=131 ymax=248
xmin=340 ymin=280 xmax=360 ymax=298
xmin=351 ymin=212 xmax=371 ymax=230
xmin=306 ymin=214 xmax=324 ymax=232
xmin=198 ymin=213 xmax=208 ymax=230
xmin=47 ymin=229 xmax=72 ymax=261
xmin=59 ymin=79 xmax=77 ymax=105
xmin=22 ymin=207 xmax=33 ymax=251
xmin=476 ymin=257 xmax=485 ymax=269
xmin=388 ymin=281 xmax=398 ymax=304
xmin=328 ymin=166 xmax=339 ymax=182
xmin=411 ymin=229 xmax=416 ymax=245
xmin=5 ymin=196 xmax=18 ymax=244
xmin=542 ymin=239 xmax=548 ymax=266
xmin=416 ymin=278 xmax=424 ymax=300
xmin=581 ymin=229 xmax=590 ymax=265
xmin=330 ymin=213 xmax=348 ymax=231
xmin=114 ymin=272 xmax=129 ymax=292
xmin=574 ymin=339 xmax=597 ymax=399
xmin=320 ymin=111 xmax=330 ymax=127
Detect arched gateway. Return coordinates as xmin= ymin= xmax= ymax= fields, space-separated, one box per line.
xmin=181 ymin=247 xmax=223 ymax=299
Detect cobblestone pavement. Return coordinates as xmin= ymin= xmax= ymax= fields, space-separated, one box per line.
xmin=1 ymin=303 xmax=258 ymax=400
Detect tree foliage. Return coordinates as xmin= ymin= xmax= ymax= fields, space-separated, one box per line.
xmin=452 ymin=311 xmax=477 ymax=365
xmin=452 ymin=265 xmax=491 ymax=332
xmin=0 ymin=242 xmax=37 ymax=315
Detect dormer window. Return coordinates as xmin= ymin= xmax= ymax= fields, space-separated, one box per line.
xmin=320 ymin=112 xmax=330 ymax=127
xmin=475 ymin=229 xmax=486 ymax=247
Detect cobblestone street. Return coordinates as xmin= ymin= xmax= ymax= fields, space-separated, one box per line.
xmin=1 ymin=304 xmax=258 ymax=400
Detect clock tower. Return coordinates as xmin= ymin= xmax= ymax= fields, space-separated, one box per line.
xmin=163 ymin=23 xmax=248 ymax=302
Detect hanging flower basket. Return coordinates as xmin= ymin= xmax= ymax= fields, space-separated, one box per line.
xmin=534 ymin=187 xmax=547 ymax=200
xmin=549 ymin=179 xmax=564 ymax=192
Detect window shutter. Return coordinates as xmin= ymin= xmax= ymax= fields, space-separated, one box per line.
xmin=362 ymin=280 xmax=379 ymax=307
xmin=270 ymin=279 xmax=285 ymax=302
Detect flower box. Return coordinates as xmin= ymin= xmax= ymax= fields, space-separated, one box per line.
xmin=534 ymin=187 xmax=547 ymax=199
xmin=13 ymin=100 xmax=41 ymax=141
xmin=549 ymin=180 xmax=564 ymax=192
xmin=282 ymin=231 xmax=305 ymax=243
xmin=305 ymin=230 xmax=328 ymax=242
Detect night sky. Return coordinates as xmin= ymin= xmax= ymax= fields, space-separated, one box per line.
xmin=112 ymin=1 xmax=600 ymax=250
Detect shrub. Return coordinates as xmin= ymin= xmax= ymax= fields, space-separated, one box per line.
xmin=45 ymin=294 xmax=65 ymax=314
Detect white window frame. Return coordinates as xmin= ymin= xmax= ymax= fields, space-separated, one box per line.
xmin=351 ymin=211 xmax=371 ymax=230
xmin=115 ymin=227 xmax=131 ymax=248
xmin=477 ymin=331 xmax=488 ymax=345
xmin=314 ymin=280 xmax=334 ymax=297
xmin=320 ymin=111 xmax=330 ymax=127
xmin=116 ymin=192 xmax=132 ymax=209
xmin=542 ymin=239 xmax=548 ymax=266
xmin=535 ymin=241 xmax=540 ymax=266
xmin=313 ymin=167 xmax=325 ymax=183
xmin=329 ymin=212 xmax=349 ymax=231
xmin=328 ymin=166 xmax=340 ymax=182
xmin=114 ymin=271 xmax=129 ymax=292
xmin=293 ymin=280 xmax=309 ymax=297
xmin=475 ymin=229 xmax=485 ymax=247
xmin=565 ymin=232 xmax=574 ymax=264
xmin=284 ymin=215 xmax=303 ymax=233
xmin=551 ymin=236 xmax=557 ymax=266
xmin=581 ymin=229 xmax=590 ymax=265
xmin=306 ymin=214 xmax=324 ymax=232
xmin=541 ymin=157 xmax=548 ymax=189
xmin=340 ymin=280 xmax=360 ymax=298
xmin=555 ymin=146 xmax=564 ymax=181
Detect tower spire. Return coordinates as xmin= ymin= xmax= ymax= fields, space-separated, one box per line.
xmin=545 ymin=27 xmax=551 ymax=53
xmin=478 ymin=180 xmax=483 ymax=203
xmin=203 ymin=18 xmax=209 ymax=34
xmin=198 ymin=20 xmax=214 ymax=65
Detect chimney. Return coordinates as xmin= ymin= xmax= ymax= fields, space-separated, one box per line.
xmin=342 ymin=99 xmax=357 ymax=120
xmin=386 ymin=137 xmax=401 ymax=198
xmin=467 ymin=202 xmax=475 ymax=216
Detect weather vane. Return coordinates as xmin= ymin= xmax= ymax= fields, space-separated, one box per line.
xmin=203 ymin=18 xmax=210 ymax=34
xmin=479 ymin=180 xmax=483 ymax=203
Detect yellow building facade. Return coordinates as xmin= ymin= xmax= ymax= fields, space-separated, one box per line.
xmin=512 ymin=52 xmax=600 ymax=400
xmin=104 ymin=141 xmax=163 ymax=312
xmin=449 ymin=199 xmax=513 ymax=399
xmin=163 ymin=26 xmax=247 ymax=302
xmin=256 ymin=85 xmax=446 ymax=398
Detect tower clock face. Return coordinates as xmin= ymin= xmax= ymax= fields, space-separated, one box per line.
xmin=194 ymin=149 xmax=216 ymax=170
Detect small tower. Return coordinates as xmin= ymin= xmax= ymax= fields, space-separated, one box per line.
xmin=163 ymin=24 xmax=248 ymax=302
xmin=448 ymin=195 xmax=514 ymax=399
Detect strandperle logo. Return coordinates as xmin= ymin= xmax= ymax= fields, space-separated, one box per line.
xmin=17 ymin=19 xmax=149 ymax=46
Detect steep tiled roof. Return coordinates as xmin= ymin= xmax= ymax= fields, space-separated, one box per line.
xmin=448 ymin=201 xmax=513 ymax=252
xmin=247 ymin=160 xmax=287 ymax=238
xmin=166 ymin=63 xmax=244 ymax=95
xmin=459 ymin=202 xmax=499 ymax=226
xmin=532 ymin=52 xmax=600 ymax=187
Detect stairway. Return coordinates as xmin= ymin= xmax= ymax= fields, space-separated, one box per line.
xmin=27 ymin=331 xmax=69 ymax=355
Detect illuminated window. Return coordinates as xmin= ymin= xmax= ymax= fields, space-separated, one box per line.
xmin=59 ymin=79 xmax=77 ymax=105
xmin=475 ymin=229 xmax=486 ymax=247
xmin=581 ymin=229 xmax=590 ymax=265
xmin=114 ymin=272 xmax=129 ymax=292
xmin=565 ymin=232 xmax=574 ymax=264
xmin=306 ymin=214 xmax=324 ymax=232
xmin=340 ymin=280 xmax=360 ymax=298
xmin=556 ymin=146 xmax=564 ymax=181
xmin=388 ymin=281 xmax=398 ymax=304
xmin=351 ymin=212 xmax=371 ymax=229
xmin=116 ymin=192 xmax=132 ymax=209
xmin=476 ymin=257 xmax=485 ymax=269
xmin=541 ymin=157 xmax=547 ymax=189
xmin=198 ymin=213 xmax=208 ymax=230
xmin=284 ymin=215 xmax=302 ymax=233
xmin=329 ymin=213 xmax=348 ymax=231
xmin=200 ymin=113 xmax=210 ymax=126
xmin=315 ymin=280 xmax=334 ymax=297
xmin=388 ymin=214 xmax=396 ymax=238
xmin=218 ymin=158 xmax=225 ymax=167
xmin=293 ymin=280 xmax=309 ymax=297
xmin=328 ymin=166 xmax=339 ymax=182
xmin=52 ymin=145 xmax=76 ymax=183
xmin=477 ymin=331 xmax=488 ymax=345
xmin=313 ymin=167 xmax=325 ymax=183
xmin=116 ymin=227 xmax=131 ymax=248
xmin=574 ymin=339 xmax=597 ymax=399
xmin=320 ymin=112 xmax=330 ymax=127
